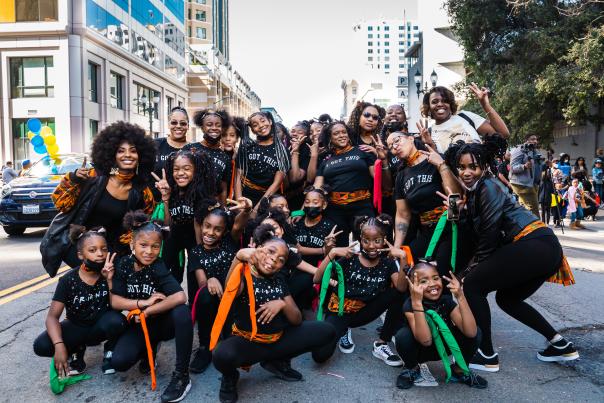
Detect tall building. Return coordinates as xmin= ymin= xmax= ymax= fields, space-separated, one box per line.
xmin=0 ymin=0 xmax=188 ymax=165
xmin=345 ymin=17 xmax=420 ymax=119
xmin=185 ymin=0 xmax=260 ymax=141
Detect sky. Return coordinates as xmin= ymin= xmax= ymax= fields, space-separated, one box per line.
xmin=229 ymin=0 xmax=418 ymax=126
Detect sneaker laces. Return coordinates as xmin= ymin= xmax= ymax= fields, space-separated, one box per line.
xmin=340 ymin=330 xmax=353 ymax=346
xmin=377 ymin=343 xmax=395 ymax=357
xmin=419 ymin=363 xmax=436 ymax=383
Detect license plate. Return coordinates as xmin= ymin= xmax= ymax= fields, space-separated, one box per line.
xmin=22 ymin=204 xmax=40 ymax=214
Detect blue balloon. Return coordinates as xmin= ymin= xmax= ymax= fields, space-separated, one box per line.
xmin=27 ymin=118 xmax=42 ymax=133
xmin=34 ymin=144 xmax=47 ymax=154
xmin=30 ymin=135 xmax=44 ymax=147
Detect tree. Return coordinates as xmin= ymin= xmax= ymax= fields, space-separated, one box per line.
xmin=445 ymin=0 xmax=604 ymax=144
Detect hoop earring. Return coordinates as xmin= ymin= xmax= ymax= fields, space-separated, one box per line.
xmin=110 ymin=167 xmax=119 ymax=175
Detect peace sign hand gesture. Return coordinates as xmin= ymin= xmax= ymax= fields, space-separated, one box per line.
xmin=377 ymin=240 xmax=405 ymax=261
xmin=407 ymin=272 xmax=427 ymax=304
xmin=324 ymin=225 xmax=343 ymax=256
xmin=442 ymin=271 xmax=464 ymax=299
xmin=101 ymin=252 xmax=117 ymax=281
xmin=468 ymin=82 xmax=491 ymax=108
xmin=419 ymin=144 xmax=444 ymax=167
xmin=75 ymin=156 xmax=92 ymax=181
xmin=373 ymin=133 xmax=388 ymax=160
xmin=226 ymin=197 xmax=253 ymax=212
xmin=416 ymin=120 xmax=432 ymax=147
xmin=151 ymin=169 xmax=171 ymax=202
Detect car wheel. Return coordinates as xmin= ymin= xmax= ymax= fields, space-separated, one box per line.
xmin=3 ymin=225 xmax=26 ymax=236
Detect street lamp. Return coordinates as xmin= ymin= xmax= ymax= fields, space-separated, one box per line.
xmin=414 ymin=69 xmax=438 ymax=97
xmin=137 ymin=91 xmax=160 ymax=135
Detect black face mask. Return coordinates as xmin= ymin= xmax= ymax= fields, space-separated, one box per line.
xmin=256 ymin=134 xmax=271 ymax=142
xmin=303 ymin=206 xmax=322 ymax=219
xmin=203 ymin=132 xmax=221 ymax=145
xmin=83 ymin=259 xmax=105 ymax=273
xmin=386 ymin=121 xmax=406 ymax=132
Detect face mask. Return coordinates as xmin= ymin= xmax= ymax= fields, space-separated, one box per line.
xmin=83 ymin=259 xmax=105 ymax=273
xmin=303 ymin=206 xmax=322 ymax=219
xmin=203 ymin=132 xmax=221 ymax=145
xmin=360 ymin=249 xmax=376 ymax=260
xmin=256 ymin=133 xmax=271 ymax=142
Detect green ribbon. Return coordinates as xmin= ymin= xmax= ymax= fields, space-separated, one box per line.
xmin=151 ymin=202 xmax=166 ymax=258
xmin=49 ymin=358 xmax=92 ymax=394
xmin=425 ymin=309 xmax=470 ymax=382
xmin=290 ymin=209 xmax=305 ymax=218
xmin=424 ymin=212 xmax=458 ymax=272
xmin=316 ymin=261 xmax=345 ymax=321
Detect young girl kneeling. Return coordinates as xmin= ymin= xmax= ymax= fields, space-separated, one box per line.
xmin=109 ymin=211 xmax=193 ymax=403
xmin=395 ymin=262 xmax=487 ymax=389
xmin=33 ymin=226 xmax=126 ymax=377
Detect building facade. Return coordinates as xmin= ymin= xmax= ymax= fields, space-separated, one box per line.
xmin=0 ymin=0 xmax=189 ymax=166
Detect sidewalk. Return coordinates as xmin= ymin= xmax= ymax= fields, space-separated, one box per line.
xmin=554 ymin=214 xmax=604 ymax=273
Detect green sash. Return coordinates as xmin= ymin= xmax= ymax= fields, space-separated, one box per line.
xmin=425 ymin=309 xmax=470 ymax=382
xmin=424 ymin=212 xmax=458 ymax=272
xmin=316 ymin=261 xmax=345 ymax=320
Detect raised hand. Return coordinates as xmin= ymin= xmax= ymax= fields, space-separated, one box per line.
xmin=329 ymin=241 xmax=360 ymax=260
xmin=407 ymin=272 xmax=427 ymax=304
xmin=468 ymin=82 xmax=490 ymax=107
xmin=324 ymin=225 xmax=342 ymax=256
xmin=75 ymin=156 xmax=91 ymax=181
xmin=416 ymin=121 xmax=432 ymax=146
xmin=419 ymin=144 xmax=444 ymax=167
xmin=442 ymin=270 xmax=463 ymax=299
xmin=373 ymin=134 xmax=388 ymax=160
xmin=226 ymin=197 xmax=253 ymax=212
xmin=151 ymin=168 xmax=171 ymax=202
xmin=436 ymin=186 xmax=467 ymax=211
xmin=101 ymin=252 xmax=117 ymax=281
xmin=378 ymin=239 xmax=406 ymax=261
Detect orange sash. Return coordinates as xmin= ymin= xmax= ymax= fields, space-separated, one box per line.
xmin=327 ymin=293 xmax=366 ymax=313
xmin=242 ymin=177 xmax=268 ymax=192
xmin=209 ymin=263 xmax=257 ymax=350
xmin=330 ymin=190 xmax=371 ymax=205
xmin=419 ymin=206 xmax=447 ymax=226
xmin=127 ymin=309 xmax=156 ymax=391
xmin=231 ymin=324 xmax=283 ymax=344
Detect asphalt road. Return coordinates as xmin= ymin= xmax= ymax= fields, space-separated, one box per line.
xmin=0 ymin=221 xmax=602 ymax=402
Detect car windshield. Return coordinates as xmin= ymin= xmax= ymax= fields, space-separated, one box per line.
xmin=25 ymin=155 xmax=87 ymax=177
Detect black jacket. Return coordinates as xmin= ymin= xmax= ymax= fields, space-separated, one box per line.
xmin=465 ymin=176 xmax=539 ymax=266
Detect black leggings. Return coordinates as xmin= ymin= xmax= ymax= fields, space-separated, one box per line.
xmin=324 ymin=199 xmax=375 ymax=247
xmin=33 ymin=310 xmax=126 ymax=357
xmin=394 ymin=325 xmax=481 ymax=369
xmin=111 ymin=304 xmax=193 ymax=373
xmin=194 ymin=287 xmax=221 ymax=348
xmin=314 ymin=288 xmax=404 ymax=361
xmin=462 ymin=232 xmax=561 ymax=356
xmin=540 ymin=202 xmax=551 ymax=224
xmin=163 ymin=231 xmax=195 ymax=284
xmin=212 ymin=321 xmax=336 ymax=377
xmin=287 ymin=270 xmax=315 ymax=310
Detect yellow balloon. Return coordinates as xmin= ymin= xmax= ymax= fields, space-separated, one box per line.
xmin=27 ymin=131 xmax=36 ymax=140
xmin=47 ymin=143 xmax=59 ymax=154
xmin=43 ymin=135 xmax=56 ymax=146
xmin=53 ymin=157 xmax=62 ymax=165
xmin=40 ymin=126 xmax=53 ymax=136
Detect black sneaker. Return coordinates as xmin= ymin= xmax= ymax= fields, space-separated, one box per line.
xmin=102 ymin=350 xmax=115 ymax=375
xmin=161 ymin=371 xmax=192 ymax=403
xmin=396 ymin=367 xmax=421 ymax=389
xmin=260 ymin=359 xmax=303 ymax=382
xmin=537 ymin=338 xmax=579 ymax=362
xmin=338 ymin=328 xmax=355 ymax=354
xmin=190 ymin=347 xmax=212 ymax=374
xmin=219 ymin=371 xmax=240 ymax=403
xmin=139 ymin=343 xmax=160 ymax=374
xmin=450 ymin=368 xmax=488 ymax=389
xmin=67 ymin=348 xmax=86 ymax=376
xmin=469 ymin=349 xmax=500 ymax=372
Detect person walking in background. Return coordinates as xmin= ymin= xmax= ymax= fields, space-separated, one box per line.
xmin=592 ymin=159 xmax=603 ymax=206
xmin=566 ymin=179 xmax=585 ymax=230
xmin=509 ymin=134 xmax=541 ymax=217
xmin=2 ymin=161 xmax=18 ymax=183
xmin=539 ymin=161 xmax=555 ymax=225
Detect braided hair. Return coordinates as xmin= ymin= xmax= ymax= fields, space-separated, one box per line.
xmin=252 ymin=223 xmax=288 ymax=248
xmin=348 ymin=102 xmax=385 ymax=145
xmin=68 ymin=225 xmax=107 ymax=252
xmin=352 ymin=214 xmax=393 ymax=242
xmin=193 ymin=108 xmax=230 ymax=129
xmin=444 ymin=134 xmax=508 ymax=176
xmin=194 ymin=198 xmax=234 ymax=230
xmin=164 ymin=149 xmax=216 ymax=224
xmin=303 ymin=184 xmax=331 ymax=201
xmin=123 ymin=210 xmax=168 ymax=241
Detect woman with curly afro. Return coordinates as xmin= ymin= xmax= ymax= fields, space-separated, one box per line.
xmin=50 ymin=121 xmax=156 ymax=261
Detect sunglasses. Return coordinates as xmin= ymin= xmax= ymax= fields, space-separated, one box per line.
xmin=362 ymin=112 xmax=381 ymax=121
xmin=170 ymin=120 xmax=188 ymax=127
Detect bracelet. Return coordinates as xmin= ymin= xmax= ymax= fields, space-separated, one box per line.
xmin=136 ymin=299 xmax=140 ymax=309
xmin=54 ymin=341 xmax=64 ymax=345
xmin=412 ymin=309 xmax=425 ymax=313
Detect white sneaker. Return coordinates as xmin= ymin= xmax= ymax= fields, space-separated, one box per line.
xmin=416 ymin=363 xmax=438 ymax=387
xmin=338 ymin=328 xmax=355 ymax=354
xmin=372 ymin=341 xmax=403 ymax=367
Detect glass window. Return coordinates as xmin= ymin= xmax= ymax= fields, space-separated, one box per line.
xmin=367 ymin=41 xmax=372 ymax=46
xmin=399 ymin=48 xmax=404 ymax=53
xmin=16 ymin=0 xmax=58 ymax=22
xmin=112 ymin=0 xmax=128 ymax=12
xmin=385 ymin=26 xmax=390 ymax=31
xmin=164 ymin=0 xmax=185 ymax=23
xmin=90 ymin=119 xmax=99 ymax=138
xmin=195 ymin=11 xmax=206 ymax=21
xmin=109 ymin=71 xmax=123 ymax=109
xmin=399 ymin=64 xmax=404 ymax=69
xmin=399 ymin=33 xmax=403 ymax=38
xmin=135 ymin=83 xmax=159 ymax=118
xmin=385 ymin=49 xmax=390 ymax=54
xmin=196 ymin=27 xmax=206 ymax=39
xmin=9 ymin=57 xmax=54 ymax=98
xmin=88 ymin=62 xmax=98 ymax=102
xmin=167 ymin=96 xmax=173 ymax=117
xmin=368 ymin=49 xmax=373 ymax=54
xmin=385 ymin=42 xmax=390 ymax=46
xmin=399 ymin=41 xmax=404 ymax=46
xmin=398 ymin=26 xmax=403 ymax=30
xmin=131 ymin=0 xmax=163 ymax=38
xmin=368 ymin=34 xmax=372 ymax=38
xmin=385 ymin=64 xmax=390 ymax=69
xmin=385 ymin=34 xmax=389 ymax=38
xmin=368 ymin=57 xmax=373 ymax=62
xmin=195 ymin=0 xmax=207 ymax=3
xmin=413 ymin=25 xmax=419 ymax=30
xmin=367 ymin=26 xmax=373 ymax=31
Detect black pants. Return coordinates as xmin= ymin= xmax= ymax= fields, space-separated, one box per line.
xmin=288 ymin=270 xmax=315 ymax=310
xmin=551 ymin=206 xmax=561 ymax=225
xmin=212 ymin=321 xmax=336 ymax=377
xmin=462 ymin=231 xmax=560 ymax=356
xmin=111 ymin=304 xmax=193 ymax=373
xmin=540 ymin=202 xmax=551 ymax=224
xmin=194 ymin=287 xmax=221 ymax=348
xmin=33 ymin=310 xmax=126 ymax=357
xmin=394 ymin=325 xmax=481 ymax=369
xmin=242 ymin=186 xmax=266 ymax=208
xmin=324 ymin=199 xmax=375 ymax=247
xmin=314 ymin=288 xmax=404 ymax=361
xmin=163 ymin=229 xmax=195 ymax=284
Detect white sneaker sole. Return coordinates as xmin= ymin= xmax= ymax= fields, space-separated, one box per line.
xmin=537 ymin=351 xmax=579 ymax=362
xmin=339 ymin=343 xmax=355 ymax=354
xmin=371 ymin=350 xmax=403 ymax=367
xmin=103 ymin=368 xmax=116 ymax=375
xmin=414 ymin=380 xmax=438 ymax=387
xmin=469 ymin=363 xmax=500 ymax=373
xmin=164 ymin=379 xmax=192 ymax=403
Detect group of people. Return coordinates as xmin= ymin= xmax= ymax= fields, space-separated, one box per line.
xmin=35 ymin=84 xmax=579 ymax=403
xmin=1 ymin=159 xmax=32 ymax=183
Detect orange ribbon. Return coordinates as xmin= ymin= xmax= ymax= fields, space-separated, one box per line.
xmin=242 ymin=177 xmax=268 ymax=192
xmin=228 ymin=159 xmax=236 ymax=199
xmin=127 ymin=309 xmax=156 ymax=391
xmin=209 ymin=263 xmax=257 ymax=350
xmin=401 ymin=245 xmax=414 ymax=267
xmin=330 ymin=190 xmax=371 ymax=205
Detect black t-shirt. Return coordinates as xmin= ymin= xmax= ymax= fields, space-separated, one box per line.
xmin=183 ymin=142 xmax=231 ymax=191
xmin=86 ymin=189 xmax=128 ymax=251
xmin=334 ymin=256 xmax=399 ymax=301
xmin=168 ymin=197 xmax=195 ymax=226
xmin=394 ymin=160 xmax=443 ymax=215
xmin=112 ymin=255 xmax=183 ymax=299
xmin=187 ymin=236 xmax=238 ymax=285
xmin=52 ymin=268 xmax=110 ymax=326
xmin=154 ymin=138 xmax=181 ymax=173
xmin=236 ymin=142 xmax=290 ymax=189
xmin=234 ymin=274 xmax=290 ymax=334
xmin=403 ymin=294 xmax=457 ymax=329
xmin=294 ymin=218 xmax=335 ymax=267
xmin=317 ymin=147 xmax=376 ymax=192
xmin=387 ymin=151 xmax=402 ymax=178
